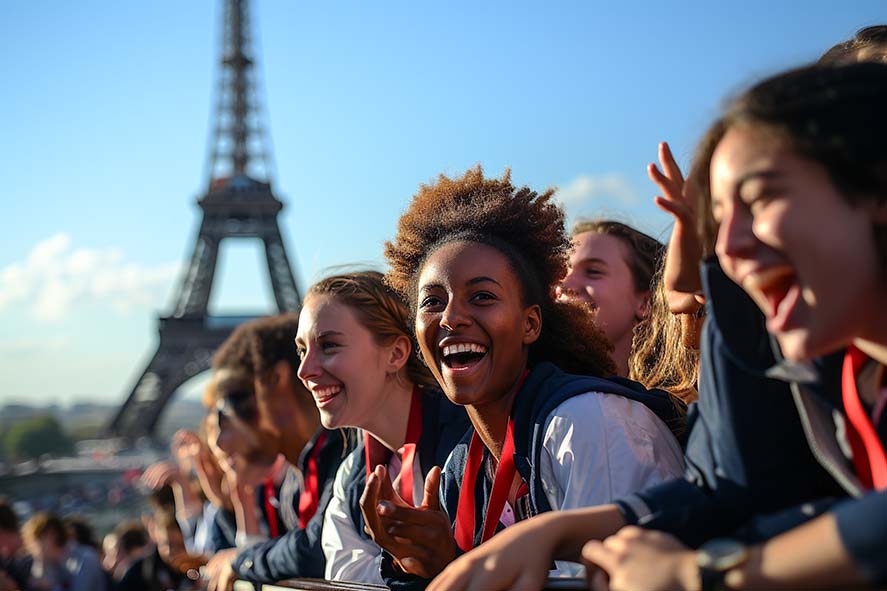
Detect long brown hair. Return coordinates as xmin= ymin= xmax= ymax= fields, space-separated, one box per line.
xmin=628 ymin=264 xmax=700 ymax=403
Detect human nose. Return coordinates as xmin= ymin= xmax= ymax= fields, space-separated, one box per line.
xmin=715 ymin=199 xmax=757 ymax=263
xmin=559 ymin=267 xmax=585 ymax=297
xmin=440 ymin=297 xmax=470 ymax=331
xmin=297 ymin=346 xmax=320 ymax=383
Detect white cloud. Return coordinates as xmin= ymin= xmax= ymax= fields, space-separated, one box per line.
xmin=0 ymin=233 xmax=180 ymax=322
xmin=554 ymin=173 xmax=640 ymax=210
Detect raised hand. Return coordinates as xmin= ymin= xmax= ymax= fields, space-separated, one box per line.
xmin=360 ymin=465 xmax=456 ymax=579
xmin=141 ymin=461 xmax=182 ymax=490
xmin=194 ymin=447 xmax=232 ymax=510
xmin=171 ymin=429 xmax=201 ymax=474
xmin=648 ymin=141 xmax=705 ymax=314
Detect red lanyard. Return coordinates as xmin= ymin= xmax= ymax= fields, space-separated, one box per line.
xmin=297 ymin=431 xmax=327 ymax=529
xmin=842 ymin=346 xmax=887 ymax=491
xmin=454 ymin=371 xmax=529 ymax=552
xmin=365 ymin=386 xmax=423 ymax=506
xmin=263 ymin=478 xmax=280 ymax=538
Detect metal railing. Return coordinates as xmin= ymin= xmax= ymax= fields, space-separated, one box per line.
xmin=233 ymin=578 xmax=589 ymax=590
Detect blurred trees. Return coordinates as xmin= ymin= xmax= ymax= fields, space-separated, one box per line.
xmin=3 ymin=415 xmax=74 ymax=460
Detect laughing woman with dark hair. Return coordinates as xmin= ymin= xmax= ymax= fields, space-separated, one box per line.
xmin=360 ymin=167 xmax=685 ymax=586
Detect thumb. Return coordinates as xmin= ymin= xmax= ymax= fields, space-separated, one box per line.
xmin=420 ymin=466 xmax=442 ymax=511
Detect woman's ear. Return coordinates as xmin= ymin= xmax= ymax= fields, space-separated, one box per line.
xmin=522 ymin=304 xmax=542 ymax=345
xmin=386 ymin=334 xmax=413 ymax=374
xmin=271 ymin=359 xmax=290 ymax=389
xmin=636 ymin=290 xmax=653 ymax=322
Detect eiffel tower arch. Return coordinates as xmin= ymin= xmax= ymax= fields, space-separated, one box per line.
xmin=107 ymin=0 xmax=301 ymax=440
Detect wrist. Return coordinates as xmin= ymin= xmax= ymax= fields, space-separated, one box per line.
xmin=697 ymin=539 xmax=750 ymax=591
xmin=680 ymin=552 xmax=702 ymax=591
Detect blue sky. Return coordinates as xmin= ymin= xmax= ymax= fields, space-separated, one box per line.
xmin=2 ymin=0 xmax=883 ymax=407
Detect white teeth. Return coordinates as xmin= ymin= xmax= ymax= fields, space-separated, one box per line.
xmin=314 ymin=385 xmax=342 ymax=398
xmin=441 ymin=343 xmax=488 ymax=357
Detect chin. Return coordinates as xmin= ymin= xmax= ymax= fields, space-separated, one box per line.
xmin=319 ymin=411 xmax=341 ymax=430
xmin=776 ymin=328 xmax=846 ymax=363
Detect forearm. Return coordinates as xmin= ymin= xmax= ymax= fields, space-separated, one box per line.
xmin=546 ymin=505 xmax=625 ymax=562
xmin=726 ymin=513 xmax=866 ymax=590
xmin=171 ymin=480 xmax=202 ymax=522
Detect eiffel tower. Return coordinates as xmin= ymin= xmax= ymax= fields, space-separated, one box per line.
xmin=107 ymin=0 xmax=301 ymax=440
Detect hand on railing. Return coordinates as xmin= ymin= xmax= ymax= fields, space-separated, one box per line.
xmin=359 ymin=465 xmax=455 ymax=579
xmin=204 ymin=548 xmax=240 ymax=591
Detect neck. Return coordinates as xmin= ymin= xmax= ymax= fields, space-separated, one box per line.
xmin=281 ymin=385 xmax=322 ymax=465
xmin=611 ymin=332 xmax=632 ymax=378
xmin=853 ymin=338 xmax=887 ymax=367
xmin=363 ymin=377 xmax=415 ymax=452
xmin=852 ymin=300 xmax=887 ymax=366
xmin=466 ymin=368 xmax=526 ymax=460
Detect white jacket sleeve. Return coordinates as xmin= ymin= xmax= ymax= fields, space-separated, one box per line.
xmin=539 ymin=392 xmax=685 ymax=576
xmin=321 ymin=451 xmax=385 ymax=585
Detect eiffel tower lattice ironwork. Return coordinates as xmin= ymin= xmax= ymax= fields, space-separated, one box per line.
xmin=107 ymin=0 xmax=301 ymax=440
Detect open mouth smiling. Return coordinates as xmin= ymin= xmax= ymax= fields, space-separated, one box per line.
xmin=312 ymin=384 xmax=342 ymax=406
xmin=440 ymin=341 xmax=489 ymax=371
xmin=742 ymin=265 xmax=801 ymax=330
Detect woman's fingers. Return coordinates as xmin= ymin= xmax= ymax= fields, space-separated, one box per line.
xmin=659 ymin=141 xmax=685 ymax=185
xmin=421 ymin=466 xmax=442 ymax=511
xmin=653 ymin=195 xmax=693 ymax=221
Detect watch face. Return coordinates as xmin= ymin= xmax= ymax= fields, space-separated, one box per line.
xmin=698 ymin=539 xmax=749 ymax=571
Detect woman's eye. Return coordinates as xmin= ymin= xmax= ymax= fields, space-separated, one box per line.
xmin=321 ymin=341 xmax=340 ymax=352
xmin=747 ymin=193 xmax=775 ymax=215
xmin=471 ymin=291 xmax=496 ymax=302
xmin=420 ymin=295 xmax=444 ymax=309
xmin=584 ymin=267 xmax=602 ymax=278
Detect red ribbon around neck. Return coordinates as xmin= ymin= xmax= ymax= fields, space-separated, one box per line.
xmin=454 ymin=370 xmax=529 ymax=552
xmin=297 ymin=431 xmax=327 ymax=529
xmin=263 ymin=478 xmax=279 ymax=538
xmin=842 ymin=346 xmax=887 ymax=491
xmin=365 ymin=386 xmax=423 ymax=506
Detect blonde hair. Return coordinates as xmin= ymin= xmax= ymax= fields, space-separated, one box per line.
xmin=628 ymin=264 xmax=700 ymax=403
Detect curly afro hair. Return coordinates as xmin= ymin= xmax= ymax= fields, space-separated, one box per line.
xmin=385 ymin=166 xmax=615 ymax=377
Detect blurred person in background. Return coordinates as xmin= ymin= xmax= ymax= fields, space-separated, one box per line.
xmin=558 ymin=219 xmax=662 ymax=377
xmin=204 ymin=314 xmax=349 ymax=591
xmin=103 ymin=521 xmax=148 ymax=584
xmin=22 ymin=512 xmax=107 ymax=591
xmin=0 ymin=499 xmax=29 ymax=591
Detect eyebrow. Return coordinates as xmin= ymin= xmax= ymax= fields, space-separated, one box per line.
xmin=419 ymin=277 xmax=503 ymax=290
xmin=467 ymin=276 xmax=502 ymax=287
xmin=735 ymin=169 xmax=785 ymax=192
xmin=295 ymin=329 xmax=343 ymax=345
xmin=574 ymin=257 xmax=608 ymax=267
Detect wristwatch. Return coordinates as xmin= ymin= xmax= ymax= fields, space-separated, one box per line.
xmin=697 ymin=538 xmax=749 ymax=591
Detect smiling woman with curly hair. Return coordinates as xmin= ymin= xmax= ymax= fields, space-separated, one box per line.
xmin=357 ymin=166 xmax=685 ymax=586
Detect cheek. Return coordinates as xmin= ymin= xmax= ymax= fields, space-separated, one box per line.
xmin=414 ymin=317 xmax=436 ymax=357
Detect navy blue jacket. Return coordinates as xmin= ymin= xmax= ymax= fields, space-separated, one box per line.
xmin=439 ymin=362 xmax=686 ymax=552
xmin=232 ymin=428 xmax=349 ymax=582
xmin=616 ymin=258 xmax=847 ymax=547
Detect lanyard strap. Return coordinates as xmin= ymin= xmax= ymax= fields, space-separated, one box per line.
xmin=297 ymin=431 xmax=327 ymax=529
xmin=842 ymin=346 xmax=887 ymax=491
xmin=263 ymin=478 xmax=279 ymax=538
xmin=454 ymin=370 xmax=529 ymax=552
xmin=365 ymin=386 xmax=424 ymax=505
